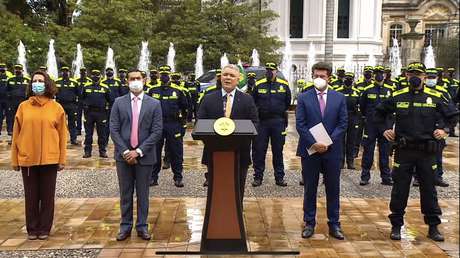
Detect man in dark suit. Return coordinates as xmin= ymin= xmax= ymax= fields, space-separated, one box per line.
xmin=110 ymin=69 xmax=163 ymax=241
xmin=197 ymin=64 xmax=258 ymax=198
xmin=296 ymin=62 xmax=348 ymax=240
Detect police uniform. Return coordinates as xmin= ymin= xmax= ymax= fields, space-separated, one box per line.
xmin=198 ymin=69 xmax=222 ymax=104
xmin=395 ymin=67 xmax=408 ymax=90
xmin=374 ymin=62 xmax=459 ymax=241
xmin=81 ymin=70 xmax=113 ymax=158
xmin=251 ymin=62 xmax=291 ymax=186
xmin=118 ymin=68 xmax=130 ymax=96
xmin=330 ymin=68 xmax=345 ymax=90
xmin=0 ymin=63 xmax=11 ymax=135
xmin=55 ymin=67 xmax=81 ymax=144
xmin=246 ymin=72 xmax=256 ymax=95
xmin=300 ymin=81 xmax=315 ymax=93
xmin=359 ymin=66 xmax=395 ymax=185
xmin=334 ymin=72 xmax=360 ymax=169
xmin=6 ymin=64 xmax=30 ymax=136
xmin=384 ymin=67 xmax=399 ymax=89
xmin=185 ymin=73 xmax=200 ymax=121
xmin=75 ymin=68 xmax=92 ymax=135
xmin=147 ymin=65 xmax=188 ymax=187
xmin=101 ymin=67 xmax=122 ymax=146
xmin=353 ymin=66 xmax=374 ymax=158
xmin=171 ymin=72 xmax=191 ymax=134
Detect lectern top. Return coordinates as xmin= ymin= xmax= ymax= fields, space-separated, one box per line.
xmin=192 ymin=119 xmax=257 ymax=136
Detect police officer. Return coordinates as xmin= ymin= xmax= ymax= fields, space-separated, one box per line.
xmin=102 ymin=67 xmax=122 ymax=144
xmin=384 ymin=67 xmax=399 ymax=89
xmin=81 ymin=70 xmax=112 ymax=158
xmin=0 ymin=63 xmax=10 ymax=137
xmin=76 ymin=67 xmax=92 ymax=136
xmin=423 ymin=68 xmax=452 ymax=187
xmin=38 ymin=66 xmax=48 ymax=74
xmin=246 ymin=72 xmax=256 ymax=94
xmin=299 ymin=80 xmax=314 ymax=93
xmin=198 ymin=68 xmax=222 ymax=103
xmin=251 ymin=62 xmax=291 ymax=187
xmin=6 ymin=64 xmax=30 ymax=141
xmin=354 ymin=66 xmax=374 ymax=158
xmin=148 ymin=65 xmax=188 ymax=187
xmin=118 ymin=68 xmax=130 ymax=96
xmin=396 ymin=67 xmax=408 ymax=90
xmin=148 ymin=69 xmax=160 ymax=88
xmin=445 ymin=68 xmax=459 ymax=137
xmin=359 ymin=65 xmax=394 ymax=186
xmin=335 ymin=72 xmax=360 ymax=169
xmin=185 ymin=73 xmax=200 ymax=121
xmin=55 ymin=66 xmax=80 ymax=145
xmin=374 ymin=62 xmax=459 ymax=242
xmin=330 ymin=67 xmax=345 ymax=89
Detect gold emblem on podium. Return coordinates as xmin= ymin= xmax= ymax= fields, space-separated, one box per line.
xmin=213 ymin=117 xmax=236 ymax=136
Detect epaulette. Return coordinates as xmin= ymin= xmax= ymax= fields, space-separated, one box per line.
xmin=383 ymin=83 xmax=396 ymax=91
xmin=424 ymin=87 xmax=442 ymax=98
xmin=335 ymin=86 xmax=344 ymax=91
xmin=434 ymin=85 xmax=448 ymax=93
xmin=352 ymin=86 xmax=360 ymax=92
xmin=55 ymin=77 xmax=63 ymax=82
xmin=83 ymin=82 xmax=92 ymax=87
xmin=392 ymin=87 xmax=409 ymax=97
xmin=363 ymin=84 xmax=375 ymax=91
xmin=99 ymin=82 xmax=109 ymax=88
xmin=205 ymin=85 xmax=217 ymax=92
xmin=276 ymin=78 xmax=289 ymax=85
xmin=255 ymin=78 xmax=267 ymax=86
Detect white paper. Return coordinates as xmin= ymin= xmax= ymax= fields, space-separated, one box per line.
xmin=307 ymin=123 xmax=333 ymax=155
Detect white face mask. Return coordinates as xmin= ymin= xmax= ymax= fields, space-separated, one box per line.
xmin=129 ymin=80 xmax=144 ymax=92
xmin=313 ymin=78 xmax=327 ymax=91
xmin=425 ymin=78 xmax=437 ymax=87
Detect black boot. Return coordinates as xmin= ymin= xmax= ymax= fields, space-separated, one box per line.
xmin=428 ymin=225 xmax=444 ymax=242
xmin=390 ymin=226 xmax=401 ymax=240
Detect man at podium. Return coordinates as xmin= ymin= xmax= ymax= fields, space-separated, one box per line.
xmin=197 ymin=64 xmax=258 ymax=198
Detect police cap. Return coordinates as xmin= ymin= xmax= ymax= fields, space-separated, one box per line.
xmin=215 ymin=69 xmax=222 ymax=76
xmin=448 ymin=68 xmax=455 ymax=72
xmin=265 ymin=62 xmax=278 ymax=70
xmin=119 ymin=68 xmax=127 ymax=73
xmin=91 ymin=69 xmax=101 ymax=75
xmin=247 ymin=72 xmax=256 ymax=78
xmin=426 ymin=68 xmax=438 ymax=76
xmin=61 ymin=66 xmax=70 ymax=71
xmin=345 ymin=72 xmax=355 ymax=78
xmin=14 ymin=64 xmax=23 ymax=69
xmin=407 ymin=62 xmax=426 ymax=73
xmin=373 ymin=65 xmax=384 ymax=73
xmin=159 ymin=65 xmax=171 ymax=74
xmin=363 ymin=66 xmax=373 ymax=72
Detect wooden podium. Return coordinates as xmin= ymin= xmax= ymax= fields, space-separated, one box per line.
xmin=157 ymin=119 xmax=299 ymax=255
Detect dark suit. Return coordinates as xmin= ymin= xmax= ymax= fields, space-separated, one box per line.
xmin=110 ymin=93 xmax=163 ymax=233
xmin=197 ymin=89 xmax=258 ymax=197
xmin=296 ymin=88 xmax=347 ymax=229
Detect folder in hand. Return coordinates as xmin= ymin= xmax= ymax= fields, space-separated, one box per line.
xmin=307 ymin=123 xmax=333 ymax=155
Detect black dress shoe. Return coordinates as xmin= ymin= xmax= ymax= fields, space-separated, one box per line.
xmin=390 ymin=226 xmax=401 ymax=240
xmin=299 ymin=179 xmax=304 ymax=186
xmin=275 ymin=179 xmax=287 ymax=187
xmin=359 ymin=180 xmax=369 ymax=186
xmin=150 ymin=180 xmax=158 ymax=186
xmin=70 ymin=140 xmax=79 ymax=146
xmin=428 ymin=225 xmax=444 ymax=242
xmin=174 ymin=180 xmax=184 ymax=188
xmin=412 ymin=179 xmax=420 ymax=187
xmin=99 ymin=152 xmax=108 ymax=158
xmin=116 ymin=231 xmax=131 ymax=241
xmin=381 ymin=179 xmax=393 ymax=186
xmin=329 ymin=228 xmax=345 ymax=240
xmin=347 ymin=162 xmax=355 ymax=169
xmin=434 ymin=178 xmax=449 ymax=187
xmin=137 ymin=231 xmax=151 ymax=240
xmin=252 ymin=179 xmax=262 ymax=187
xmin=83 ymin=153 xmax=91 ymax=158
xmin=301 ymin=225 xmax=315 ymax=239
xmin=203 ymin=179 xmax=208 ymax=187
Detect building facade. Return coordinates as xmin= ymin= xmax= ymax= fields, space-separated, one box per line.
xmin=262 ymin=0 xmax=384 ymax=75
xmin=382 ymin=0 xmax=459 ymax=67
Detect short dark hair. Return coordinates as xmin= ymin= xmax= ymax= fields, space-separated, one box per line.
xmin=127 ymin=69 xmax=143 ymax=79
xmin=312 ymin=62 xmax=332 ymax=76
xmin=27 ymin=71 xmax=57 ymax=98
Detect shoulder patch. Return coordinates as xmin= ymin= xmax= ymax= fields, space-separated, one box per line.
xmin=392 ymin=87 xmax=409 ymax=97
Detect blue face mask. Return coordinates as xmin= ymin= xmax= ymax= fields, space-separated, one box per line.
xmin=32 ymin=82 xmax=46 ymax=95
xmin=375 ymin=74 xmax=384 ymax=82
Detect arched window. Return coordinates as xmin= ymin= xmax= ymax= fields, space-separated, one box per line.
xmin=425 ymin=24 xmax=447 ymax=46
xmin=389 ymin=24 xmax=403 ymax=46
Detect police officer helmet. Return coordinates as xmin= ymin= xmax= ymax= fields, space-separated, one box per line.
xmin=265 ymin=62 xmax=278 ymax=70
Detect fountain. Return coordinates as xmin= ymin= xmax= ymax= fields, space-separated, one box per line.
xmin=220 ymin=53 xmax=229 ymax=69
xmin=251 ymin=49 xmax=260 ymax=67
xmin=344 ymin=52 xmax=354 ymax=73
xmin=46 ymin=39 xmax=58 ymax=79
xmin=137 ymin=41 xmax=151 ymax=74
xmin=71 ymin=43 xmax=85 ymax=78
xmin=167 ymin=42 xmax=176 ymax=72
xmin=72 ymin=0 xmax=82 ymax=24
xmin=17 ymin=40 xmax=28 ymax=76
xmin=105 ymin=46 xmax=117 ymax=77
xmin=389 ymin=38 xmax=402 ymax=78
xmin=280 ymin=39 xmax=293 ymax=90
xmin=424 ymin=42 xmax=436 ymax=69
xmin=367 ymin=53 xmax=376 ymax=66
xmin=306 ymin=42 xmax=316 ymax=82
xmin=195 ymin=44 xmax=203 ymax=78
